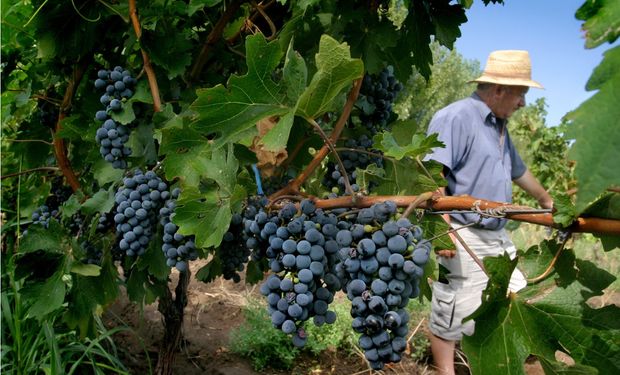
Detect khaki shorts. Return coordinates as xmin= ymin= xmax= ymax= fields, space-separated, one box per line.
xmin=428 ymin=224 xmax=526 ymax=341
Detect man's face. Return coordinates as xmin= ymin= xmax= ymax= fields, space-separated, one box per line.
xmin=494 ymin=86 xmax=528 ymax=119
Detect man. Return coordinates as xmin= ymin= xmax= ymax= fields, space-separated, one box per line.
xmin=425 ymin=50 xmax=553 ymax=375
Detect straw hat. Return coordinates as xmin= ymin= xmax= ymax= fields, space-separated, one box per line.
xmin=470 ymin=50 xmax=543 ymax=89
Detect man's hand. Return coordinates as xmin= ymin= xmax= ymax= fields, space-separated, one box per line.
xmin=436 ymin=249 xmax=456 ymax=258
xmin=435 ymin=231 xmax=457 ymax=258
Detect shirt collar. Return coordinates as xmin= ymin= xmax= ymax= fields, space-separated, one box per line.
xmin=470 ymin=92 xmax=505 ymax=127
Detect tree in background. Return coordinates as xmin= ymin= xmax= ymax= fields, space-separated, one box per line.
xmin=395 ymin=42 xmax=481 ymax=132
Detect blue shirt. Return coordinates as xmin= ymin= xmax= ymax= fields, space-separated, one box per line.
xmin=425 ymin=93 xmax=526 ymax=230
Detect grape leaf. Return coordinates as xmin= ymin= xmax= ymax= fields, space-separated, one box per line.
xmin=190 ymin=34 xmax=292 ymax=148
xmin=65 ymin=258 xmax=122 ymax=337
xmin=136 ymin=240 xmax=170 ymax=281
xmin=174 ymin=187 xmax=233 ymax=249
xmin=430 ymin=0 xmax=466 ymax=49
xmin=70 ymin=263 xmax=100 ymax=277
xmin=260 ymin=111 xmax=296 ymax=152
xmin=110 ymin=103 xmax=136 ymax=125
xmin=283 ymin=38 xmax=308 ymax=103
xmin=551 ymin=192 xmax=578 ymax=227
xmin=374 ymin=132 xmax=443 ymax=160
xmin=295 ymin=35 xmax=364 ymax=118
xmin=160 ymin=127 xmax=212 ymax=187
xmin=585 ymin=45 xmax=620 ymax=91
xmin=187 ymin=0 xmax=223 ymax=16
xmin=81 ymin=187 xmax=115 ymax=215
xmin=565 ymin=47 xmax=620 ymax=213
xmin=195 ymin=258 xmax=222 ymax=284
xmin=19 ymin=220 xmax=66 ymax=254
xmin=92 ymin=159 xmax=124 ymax=187
xmin=245 ymin=260 xmax=265 ymax=285
xmin=575 ymin=0 xmax=620 ymax=48
xmin=462 ymin=252 xmax=620 ymax=375
xmin=21 ymin=260 xmax=68 ymax=320
xmin=173 ymin=144 xmax=244 ymax=248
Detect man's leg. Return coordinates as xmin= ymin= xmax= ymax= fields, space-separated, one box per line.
xmin=430 ymin=334 xmax=456 ymax=375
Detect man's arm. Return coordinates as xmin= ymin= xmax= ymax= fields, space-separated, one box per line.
xmin=514 ymin=169 xmax=553 ymax=209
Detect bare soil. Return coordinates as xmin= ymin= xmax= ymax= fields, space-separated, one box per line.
xmin=104 ymin=259 xmax=441 ymax=375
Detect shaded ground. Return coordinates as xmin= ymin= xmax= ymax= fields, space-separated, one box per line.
xmin=104 ymin=259 xmax=439 ymax=375
xmin=105 ymin=258 xmax=618 ymax=375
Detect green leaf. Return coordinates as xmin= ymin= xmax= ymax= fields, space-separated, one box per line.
xmin=60 ymin=194 xmax=81 ymax=219
xmin=70 ymin=262 xmax=101 ymax=276
xmin=195 ymin=258 xmax=222 ymax=283
xmin=136 ymin=240 xmax=170 ymax=281
xmin=175 ymin=187 xmax=232 ymax=249
xmin=173 ymin=144 xmax=244 ymax=248
xmin=22 ymin=262 xmax=68 ymax=320
xmin=374 ymin=132 xmax=443 ymax=160
xmin=160 ymin=127 xmax=212 ymax=187
xmin=92 ymin=159 xmax=124 ymax=187
xmin=260 ymin=110 xmax=296 ymax=151
xmin=19 ymin=220 xmax=66 ymax=254
xmin=576 ymin=0 xmax=620 ymax=49
xmin=586 ymin=46 xmax=620 ymax=90
xmin=430 ymin=0 xmax=467 ymax=49
xmin=565 ymin=73 xmax=620 ymax=212
xmin=462 ymin=251 xmax=620 ymax=375
xmin=81 ymin=187 xmax=116 ymax=215
xmin=282 ymin=38 xmax=308 ymax=103
xmin=245 ymin=260 xmax=266 ymax=284
xmin=188 ymin=0 xmax=223 ymax=16
xmin=552 ymin=192 xmax=578 ymax=227
xmin=295 ymin=35 xmax=364 ymax=118
xmin=128 ymin=122 xmax=158 ymax=165
xmin=190 ymin=34 xmax=292 ymax=148
xmin=110 ymin=102 xmax=136 ymax=125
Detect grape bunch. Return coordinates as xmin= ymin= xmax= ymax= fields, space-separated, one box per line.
xmin=217 ymin=213 xmax=251 ymax=282
xmin=322 ymin=135 xmax=383 ymax=194
xmin=37 ymin=99 xmax=58 ymax=130
xmin=80 ymin=240 xmax=103 ymax=266
xmin=240 ymin=195 xmax=277 ymax=261
xmin=358 ymin=66 xmax=403 ymax=134
xmin=257 ymin=199 xmax=342 ymax=347
xmin=93 ymin=66 xmax=136 ymax=169
xmin=113 ymin=169 xmax=169 ymax=257
xmin=30 ymin=205 xmax=59 ymax=229
xmin=159 ymin=188 xmax=198 ymax=273
xmin=67 ymin=213 xmax=85 ymax=235
xmin=26 ymin=176 xmax=72 ymax=233
xmin=333 ymin=202 xmax=430 ymax=370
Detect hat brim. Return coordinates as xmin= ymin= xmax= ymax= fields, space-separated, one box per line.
xmin=468 ymin=75 xmax=543 ymax=89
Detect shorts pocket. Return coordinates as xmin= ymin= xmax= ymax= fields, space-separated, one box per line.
xmin=431 ymin=282 xmax=456 ymax=330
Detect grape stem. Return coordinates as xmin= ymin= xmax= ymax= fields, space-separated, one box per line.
xmin=128 ymin=0 xmax=162 ymax=112
xmin=526 ymin=231 xmax=571 ymax=284
xmin=270 ymin=78 xmax=363 ymax=198
xmin=1 ymin=167 xmax=60 ymax=180
xmin=251 ymin=0 xmax=277 ymax=40
xmin=305 ymin=117 xmax=356 ymax=197
xmin=189 ymin=0 xmax=243 ymax=83
xmin=10 ymin=139 xmax=54 ymax=146
xmin=225 ymin=0 xmax=276 ymax=45
xmin=54 ymin=59 xmax=90 ymax=192
xmin=312 ymin=194 xmax=620 ymax=235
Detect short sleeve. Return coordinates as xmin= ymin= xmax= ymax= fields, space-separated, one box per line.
xmin=425 ymin=110 xmax=470 ymax=172
xmin=508 ymin=135 xmax=526 ymax=179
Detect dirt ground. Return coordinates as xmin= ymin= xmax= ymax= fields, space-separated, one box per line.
xmin=104 ymin=259 xmax=558 ymax=375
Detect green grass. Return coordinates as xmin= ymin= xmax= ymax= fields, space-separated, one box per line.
xmin=1 ymin=262 xmax=136 ymax=375
xmin=231 ymin=293 xmax=435 ymax=371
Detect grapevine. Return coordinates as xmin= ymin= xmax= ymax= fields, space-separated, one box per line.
xmin=3 ymin=2 xmax=619 ymax=375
